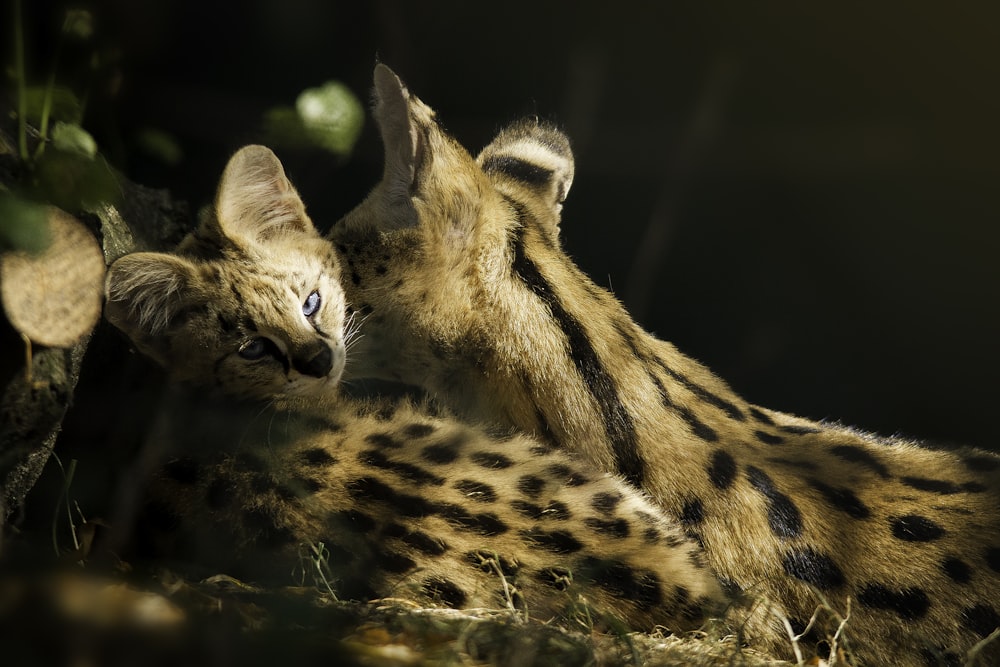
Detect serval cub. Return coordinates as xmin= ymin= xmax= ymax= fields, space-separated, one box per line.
xmin=330 ymin=65 xmax=1000 ymax=665
xmin=103 ymin=145 xmax=724 ymax=631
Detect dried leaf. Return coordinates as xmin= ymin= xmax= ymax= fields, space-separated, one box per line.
xmin=1 ymin=207 xmax=105 ymax=347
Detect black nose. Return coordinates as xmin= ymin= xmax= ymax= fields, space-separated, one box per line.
xmin=295 ymin=345 xmax=333 ymax=378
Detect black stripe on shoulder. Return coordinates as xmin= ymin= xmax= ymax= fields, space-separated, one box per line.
xmin=507 ymin=200 xmax=644 ymax=487
xmin=780 ymin=424 xmax=823 ymax=435
xmin=653 ymin=357 xmax=745 ymax=422
xmin=613 ymin=320 xmax=671 ymax=403
xmin=634 ymin=360 xmax=718 ymax=442
xmin=830 ymin=444 xmax=891 ymax=479
xmin=677 ymin=406 xmax=719 ymax=442
xmin=749 ymin=406 xmax=775 ymax=425
xmin=614 ymin=319 xmax=744 ymax=423
xmin=483 ymin=155 xmax=554 ymax=187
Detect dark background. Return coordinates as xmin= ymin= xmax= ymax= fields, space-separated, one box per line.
xmin=21 ymin=1 xmax=1000 ymax=450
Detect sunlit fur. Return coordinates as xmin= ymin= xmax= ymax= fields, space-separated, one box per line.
xmin=331 ymin=66 xmax=1000 ymax=665
xmin=102 ymin=146 xmax=727 ymax=631
xmin=138 ymin=393 xmax=725 ymax=631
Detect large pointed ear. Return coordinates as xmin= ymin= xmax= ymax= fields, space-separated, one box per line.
xmin=211 ymin=145 xmax=315 ymax=245
xmin=104 ymin=252 xmax=204 ymax=365
xmin=372 ymin=64 xmax=422 ymax=228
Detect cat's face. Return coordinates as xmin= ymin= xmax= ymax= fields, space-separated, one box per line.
xmin=203 ymin=243 xmax=347 ymax=399
xmin=105 ymin=145 xmax=349 ymax=400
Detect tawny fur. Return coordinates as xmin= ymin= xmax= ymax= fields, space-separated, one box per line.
xmin=104 ymin=145 xmax=725 ymax=634
xmin=327 ymin=66 xmax=1000 ymax=665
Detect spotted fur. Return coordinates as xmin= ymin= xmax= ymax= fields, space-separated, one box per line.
xmin=104 ymin=146 xmax=725 ymax=632
xmin=330 ymin=66 xmax=1000 ymax=665
xmin=138 ymin=393 xmax=723 ymax=629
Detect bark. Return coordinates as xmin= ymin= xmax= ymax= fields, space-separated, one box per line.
xmin=0 ymin=125 xmax=191 ymax=529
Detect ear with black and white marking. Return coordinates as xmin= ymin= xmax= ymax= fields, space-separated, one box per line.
xmin=207 ymin=145 xmax=316 ymax=247
xmin=477 ymin=120 xmax=575 ymax=222
xmin=104 ymin=252 xmax=204 ymax=366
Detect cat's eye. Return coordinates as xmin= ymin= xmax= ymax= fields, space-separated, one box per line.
xmin=303 ymin=290 xmax=321 ymax=318
xmin=238 ymin=337 xmax=269 ymax=360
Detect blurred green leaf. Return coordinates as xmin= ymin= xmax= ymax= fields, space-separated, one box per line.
xmin=295 ymin=81 xmax=365 ymax=153
xmin=263 ymin=107 xmax=311 ymax=148
xmin=34 ymin=148 xmax=119 ymax=212
xmin=264 ymin=80 xmax=363 ymax=156
xmin=135 ymin=127 xmax=184 ymax=165
xmin=51 ymin=122 xmax=97 ymax=158
xmin=23 ymin=85 xmax=83 ymax=126
xmin=0 ymin=195 xmax=51 ymax=254
xmin=62 ymin=10 xmax=94 ymax=39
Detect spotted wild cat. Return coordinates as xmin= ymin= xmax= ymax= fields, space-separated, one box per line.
xmin=325 ymin=65 xmax=1000 ymax=665
xmin=103 ymin=145 xmax=725 ymax=633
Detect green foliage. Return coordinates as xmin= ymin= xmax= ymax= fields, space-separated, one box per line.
xmin=264 ymin=81 xmax=364 ymax=156
xmin=7 ymin=4 xmax=116 ymax=215
xmin=0 ymin=194 xmax=51 ymax=254
xmin=61 ymin=9 xmax=94 ymax=40
xmin=134 ymin=127 xmax=184 ymax=166
xmin=50 ymin=121 xmax=97 ymax=158
xmin=32 ymin=140 xmax=119 ymax=213
xmin=22 ymin=86 xmax=85 ymax=128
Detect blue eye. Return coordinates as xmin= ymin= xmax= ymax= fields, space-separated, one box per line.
xmin=239 ymin=338 xmax=269 ymax=360
xmin=303 ymin=290 xmax=321 ymax=318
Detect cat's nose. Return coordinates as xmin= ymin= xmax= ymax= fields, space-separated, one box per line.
xmin=294 ymin=345 xmax=333 ymax=378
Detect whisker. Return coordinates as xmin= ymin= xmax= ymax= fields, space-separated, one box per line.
xmin=265 ymin=402 xmax=281 ymax=449
xmin=342 ymin=306 xmax=370 ymax=354
xmin=345 ymin=333 xmax=366 ymax=353
xmin=240 ymin=398 xmax=279 ymax=448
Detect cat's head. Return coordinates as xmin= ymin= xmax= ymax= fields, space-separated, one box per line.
xmin=105 ymin=145 xmax=348 ymax=400
xmin=328 ymin=65 xmax=575 ymax=392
